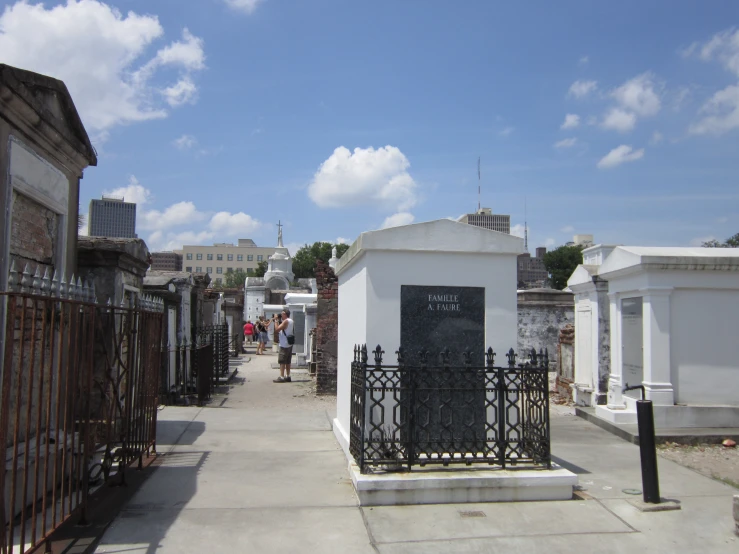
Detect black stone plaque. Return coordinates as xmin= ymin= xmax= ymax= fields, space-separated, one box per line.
xmin=400 ymin=285 xmax=486 ymax=450
xmin=400 ymin=285 xmax=485 ymax=365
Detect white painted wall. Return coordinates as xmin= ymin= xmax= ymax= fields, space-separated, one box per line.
xmin=671 ymin=289 xmax=739 ymax=406
xmin=335 ymin=249 xmax=518 ymax=450
xmin=335 ymin=262 xmax=367 ymax=450
xmin=244 ymin=286 xmax=265 ymax=322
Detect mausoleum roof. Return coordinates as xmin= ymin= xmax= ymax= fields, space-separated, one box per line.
xmin=598 ymin=246 xmax=739 ymax=278
xmin=335 ymin=219 xmax=524 ymax=275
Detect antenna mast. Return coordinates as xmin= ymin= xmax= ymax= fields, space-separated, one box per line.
xmin=524 ymin=196 xmax=529 ymax=253
xmin=477 ymin=157 xmax=481 ymax=212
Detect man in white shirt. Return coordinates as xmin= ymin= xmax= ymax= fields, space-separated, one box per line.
xmin=273 ymin=308 xmax=294 ymax=383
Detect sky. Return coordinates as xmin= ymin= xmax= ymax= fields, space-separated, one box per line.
xmin=2 ymin=0 xmax=739 ymax=255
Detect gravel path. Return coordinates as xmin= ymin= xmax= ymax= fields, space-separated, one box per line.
xmin=658 ymin=442 xmax=739 ymax=489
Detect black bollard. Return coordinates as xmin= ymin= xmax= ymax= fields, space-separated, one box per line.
xmin=636 ymin=399 xmax=660 ymax=504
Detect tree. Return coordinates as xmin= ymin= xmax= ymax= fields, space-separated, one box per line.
xmin=254 ymin=260 xmax=268 ymax=277
xmin=212 ymin=269 xmax=247 ymax=289
xmin=542 ymin=245 xmax=584 ymax=290
xmin=703 ymin=233 xmax=739 ymax=248
xmin=292 ymin=242 xmax=350 ymax=278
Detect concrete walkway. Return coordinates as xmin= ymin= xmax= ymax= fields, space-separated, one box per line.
xmin=93 ymin=353 xmax=738 ymax=553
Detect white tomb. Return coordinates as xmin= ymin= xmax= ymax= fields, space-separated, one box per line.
xmin=569 ymin=246 xmax=739 ymax=427
xmin=332 ymin=219 xmax=577 ymax=505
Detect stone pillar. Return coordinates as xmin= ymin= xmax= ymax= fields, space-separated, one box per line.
xmin=643 ymin=288 xmax=674 ymax=405
xmin=594 ymin=279 xmax=611 ymax=404
xmin=606 ymin=292 xmax=625 ymax=409
xmin=315 ymin=259 xmax=338 ymax=394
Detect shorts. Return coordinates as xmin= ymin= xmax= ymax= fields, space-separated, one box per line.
xmin=260 ymin=331 xmax=269 ymax=343
xmin=278 ymin=346 xmax=293 ymax=365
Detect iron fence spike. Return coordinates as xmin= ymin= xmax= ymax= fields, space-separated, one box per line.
xmin=20 ymin=262 xmax=31 ymax=293
xmin=8 ymin=259 xmax=18 ymax=292
xmin=50 ymin=269 xmax=59 ymax=297
xmin=31 ymin=265 xmax=42 ymax=294
xmin=41 ymin=267 xmax=51 ymax=295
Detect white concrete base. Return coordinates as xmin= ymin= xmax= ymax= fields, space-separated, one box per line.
xmin=332 ymin=417 xmax=350 ymax=458
xmin=596 ymin=404 xmax=638 ymax=424
xmin=595 ymin=403 xmax=739 ymax=428
xmin=348 ymin=461 xmax=577 ymax=506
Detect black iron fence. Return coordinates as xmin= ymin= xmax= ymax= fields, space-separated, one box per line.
xmin=0 ymin=264 xmax=163 ymax=554
xmin=349 ymin=344 xmax=551 ymax=474
xmin=194 ymin=325 xmax=229 ymax=380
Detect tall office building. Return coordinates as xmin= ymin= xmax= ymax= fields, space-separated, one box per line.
xmin=88 ymin=195 xmax=137 ymax=238
xmin=181 ymin=239 xmax=276 ymax=285
xmin=458 ymin=207 xmax=511 ymax=234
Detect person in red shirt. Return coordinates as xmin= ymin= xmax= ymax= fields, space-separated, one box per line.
xmin=244 ymin=320 xmax=254 ymax=345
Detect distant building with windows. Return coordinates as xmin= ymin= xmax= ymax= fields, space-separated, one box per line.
xmin=181 ymin=239 xmax=276 ymax=285
xmin=517 ymin=248 xmax=549 ymax=289
xmin=458 ymin=207 xmax=510 ymax=234
xmin=88 ymin=195 xmax=136 ymax=238
xmin=150 ymin=251 xmax=183 ymax=271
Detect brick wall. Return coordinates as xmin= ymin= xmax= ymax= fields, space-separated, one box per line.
xmin=315 ymin=259 xmax=338 ymax=394
xmin=10 ymin=190 xmax=57 ymax=275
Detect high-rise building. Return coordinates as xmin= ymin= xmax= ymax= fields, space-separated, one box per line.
xmin=88 ymin=195 xmax=136 ymax=238
xmin=458 ymin=207 xmax=510 ymax=234
xmin=181 ymin=240 xmax=277 ymax=285
xmin=150 ymin=252 xmax=183 ymax=271
xmin=517 ymin=247 xmax=549 ymax=289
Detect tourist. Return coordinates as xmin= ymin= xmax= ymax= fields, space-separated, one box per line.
xmin=255 ymin=316 xmax=267 ymax=355
xmin=257 ymin=316 xmax=272 ymax=355
xmin=273 ymin=308 xmax=294 ymax=383
xmin=244 ymin=320 xmax=254 ymax=346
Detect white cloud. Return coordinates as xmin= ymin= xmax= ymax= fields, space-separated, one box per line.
xmin=568 ymin=80 xmax=597 ymax=98
xmin=336 ymin=237 xmax=349 ymax=244
xmin=602 ymin=108 xmax=637 ymax=132
xmin=560 ymin=114 xmax=580 ymax=129
xmin=380 ymin=212 xmax=415 ymax=229
xmin=689 ymin=83 xmax=739 ymax=135
xmin=544 ymin=238 xmax=556 ymax=247
xmin=561 ymin=225 xmax=575 ymax=233
xmin=650 ymin=131 xmax=664 ymax=145
xmin=717 ymin=216 xmax=729 ymax=224
xmin=0 ymin=1 xmax=205 ymax=132
xmin=499 ymin=126 xmax=515 ymax=137
xmin=107 ymin=179 xmax=263 ymax=251
xmin=79 ymin=213 xmax=88 ymax=236
xmin=308 ymin=146 xmax=418 ymax=211
xmin=579 ymin=56 xmax=589 ymax=66
xmin=224 ymin=0 xmax=263 ymax=14
xmin=554 ymin=138 xmax=577 ymax=149
xmin=611 ymin=73 xmax=661 ymax=117
xmin=104 ymin=175 xmax=153 ymax=205
xmin=173 ymin=134 xmax=197 ymax=149
xmin=140 ymin=201 xmax=206 ymax=231
xmin=162 ymin=76 xmax=198 ymax=107
xmin=209 ymin=212 xmax=261 ymax=236
xmin=596 ymin=145 xmax=645 ymax=169
xmin=684 ymin=29 xmax=739 ymax=135
xmin=683 ymin=28 xmax=739 ymax=77
xmin=510 ymin=224 xmax=525 ymax=238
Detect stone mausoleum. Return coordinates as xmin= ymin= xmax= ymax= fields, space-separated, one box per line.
xmin=568 ymin=245 xmax=739 ymax=429
xmin=333 ymin=219 xmax=577 ymax=506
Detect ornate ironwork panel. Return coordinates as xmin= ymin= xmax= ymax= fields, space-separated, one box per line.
xmin=348 ymin=344 xmax=551 ymax=473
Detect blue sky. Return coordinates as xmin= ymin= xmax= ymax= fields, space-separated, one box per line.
xmin=2 ymin=0 xmax=738 ymax=254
